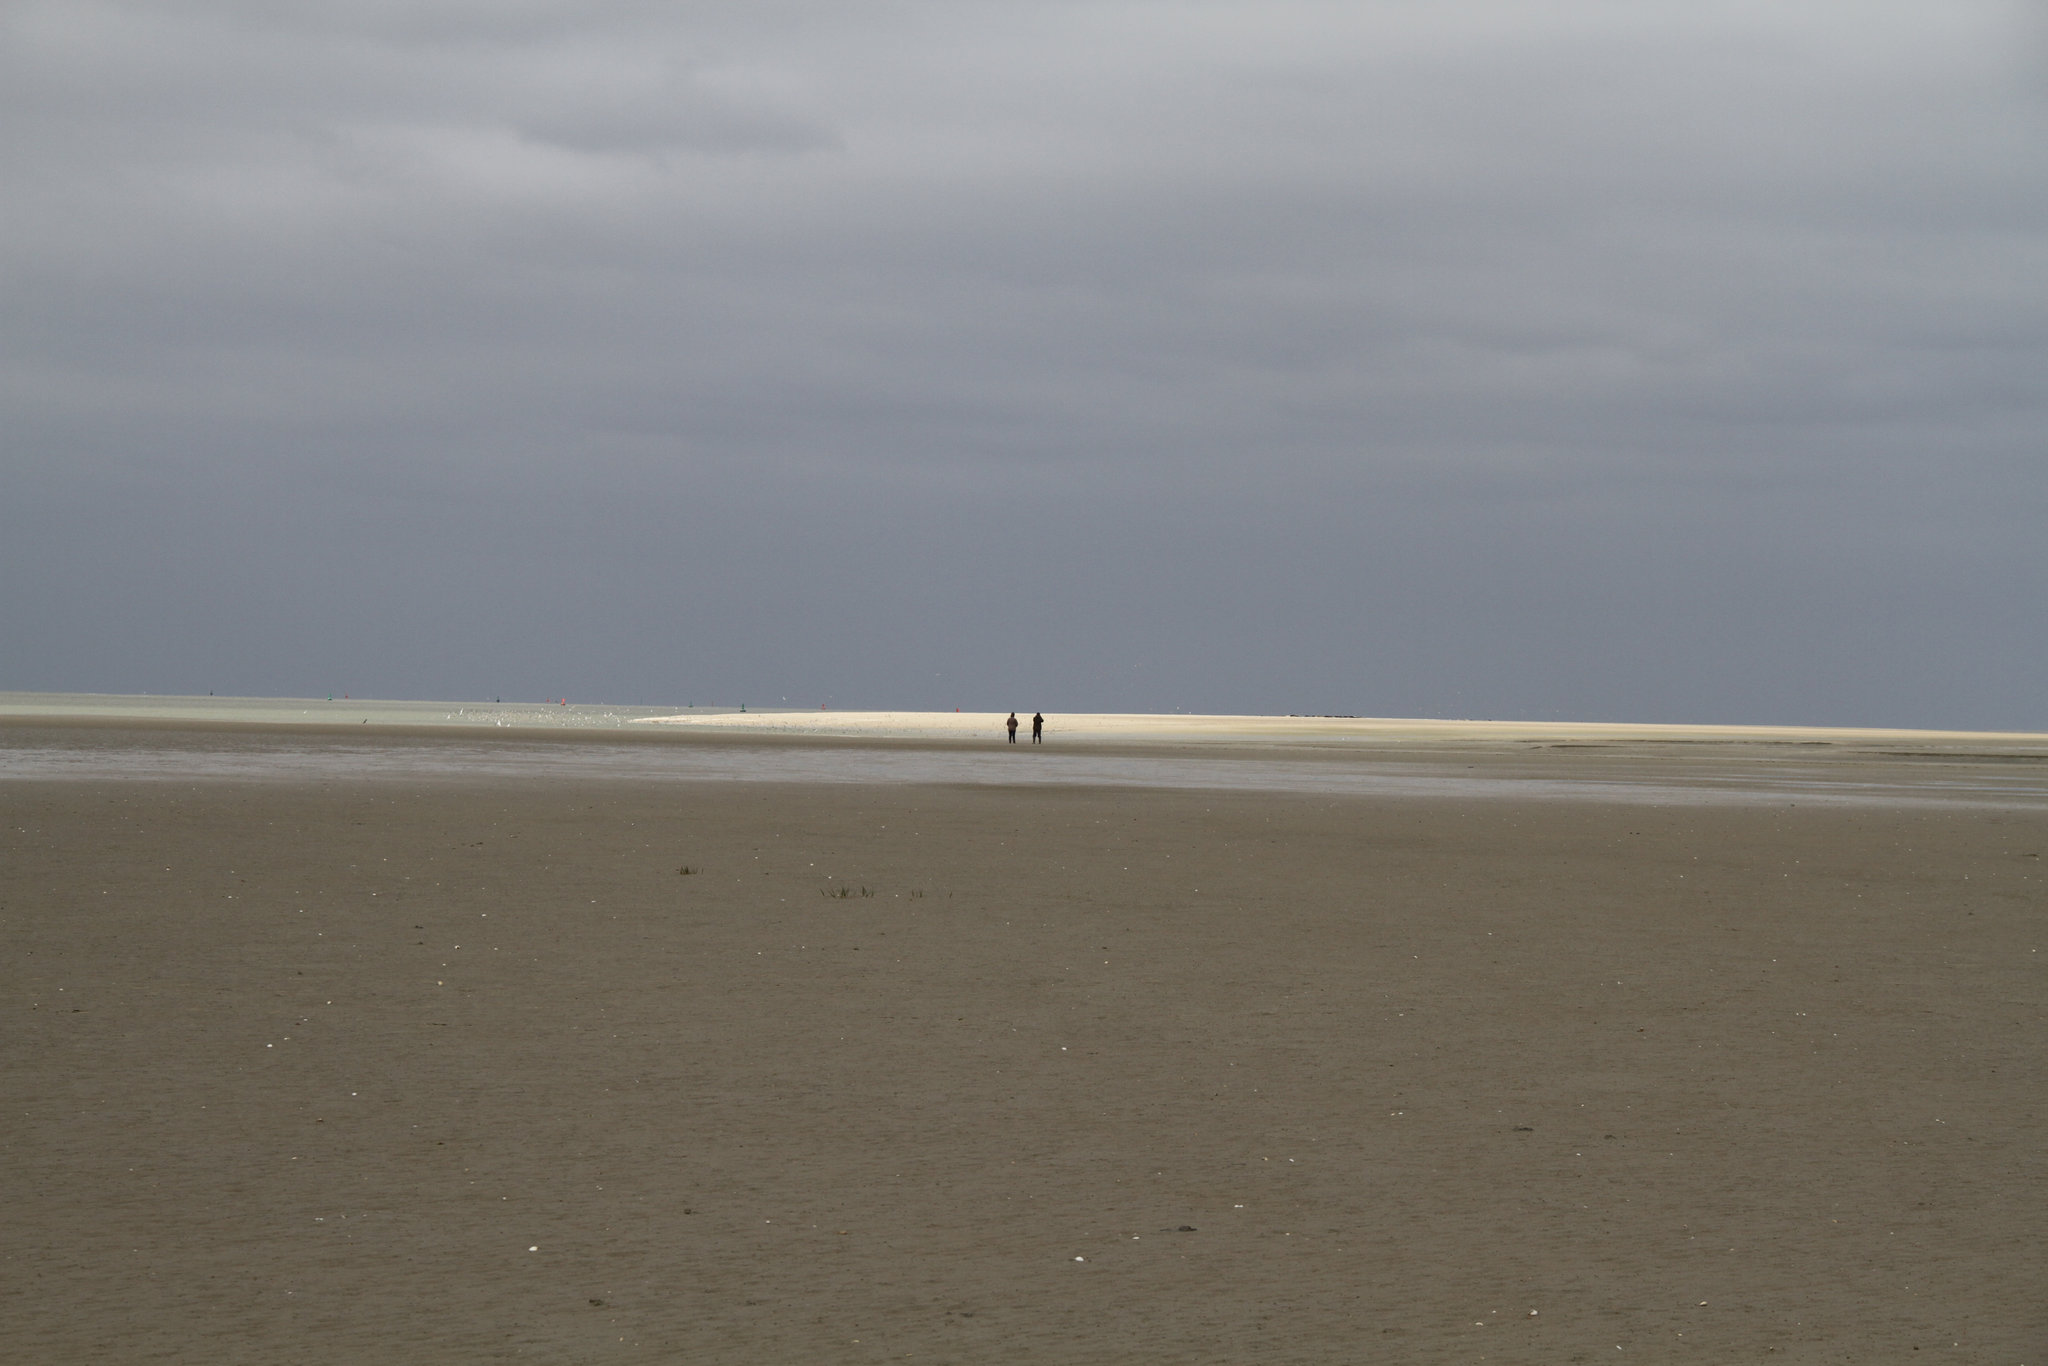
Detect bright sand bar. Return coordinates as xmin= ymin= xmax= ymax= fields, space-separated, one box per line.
xmin=638 ymin=707 xmax=2048 ymax=748
xmin=4 ymin=711 xmax=2046 ymax=1361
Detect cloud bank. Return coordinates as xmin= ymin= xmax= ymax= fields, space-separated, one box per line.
xmin=5 ymin=1 xmax=2044 ymax=725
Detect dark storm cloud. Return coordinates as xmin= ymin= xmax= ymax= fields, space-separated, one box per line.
xmin=4 ymin=1 xmax=2045 ymax=724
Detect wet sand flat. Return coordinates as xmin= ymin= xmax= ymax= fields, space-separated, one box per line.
xmin=4 ymin=725 xmax=2046 ymax=1362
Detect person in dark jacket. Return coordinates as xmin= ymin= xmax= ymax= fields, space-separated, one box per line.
xmin=1031 ymin=712 xmax=1044 ymax=743
xmin=1006 ymin=712 xmax=1019 ymax=743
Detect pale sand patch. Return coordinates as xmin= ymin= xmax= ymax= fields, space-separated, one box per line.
xmin=636 ymin=708 xmax=2048 ymax=750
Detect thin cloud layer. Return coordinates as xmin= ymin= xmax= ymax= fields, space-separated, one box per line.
xmin=4 ymin=1 xmax=2044 ymax=724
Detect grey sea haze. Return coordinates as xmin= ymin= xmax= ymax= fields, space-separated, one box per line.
xmin=0 ymin=691 xmax=731 ymax=731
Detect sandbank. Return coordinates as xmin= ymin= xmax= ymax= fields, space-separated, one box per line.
xmin=637 ymin=707 xmax=2048 ymax=752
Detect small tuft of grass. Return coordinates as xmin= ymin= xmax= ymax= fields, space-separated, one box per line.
xmin=678 ymin=865 xmax=698 ymax=876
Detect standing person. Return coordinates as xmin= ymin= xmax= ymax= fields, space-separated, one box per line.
xmin=1006 ymin=712 xmax=1019 ymax=743
xmin=1031 ymin=712 xmax=1044 ymax=744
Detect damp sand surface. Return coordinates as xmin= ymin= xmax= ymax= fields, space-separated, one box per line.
xmin=4 ymin=720 xmax=2045 ymax=1362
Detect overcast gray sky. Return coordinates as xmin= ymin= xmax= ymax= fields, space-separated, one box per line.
xmin=6 ymin=1 xmax=2045 ymax=726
